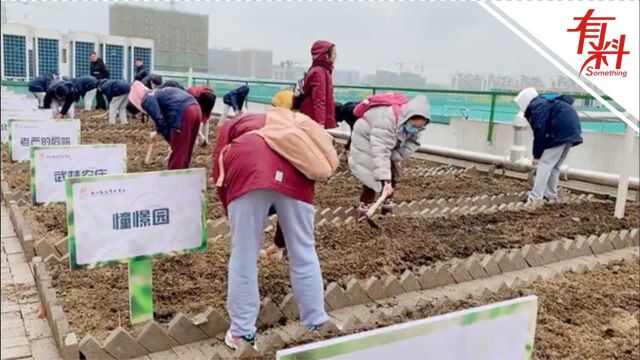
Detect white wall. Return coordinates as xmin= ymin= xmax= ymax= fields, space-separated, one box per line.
xmin=420 ymin=118 xmax=639 ymax=177
xmin=242 ymin=101 xmax=638 ymax=177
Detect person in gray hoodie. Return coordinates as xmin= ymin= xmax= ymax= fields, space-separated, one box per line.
xmin=348 ymin=95 xmax=430 ymax=216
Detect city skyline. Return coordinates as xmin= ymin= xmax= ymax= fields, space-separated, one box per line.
xmin=3 ymin=1 xmax=568 ymax=86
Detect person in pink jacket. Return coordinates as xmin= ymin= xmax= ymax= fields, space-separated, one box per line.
xmin=298 ymin=40 xmax=338 ymax=129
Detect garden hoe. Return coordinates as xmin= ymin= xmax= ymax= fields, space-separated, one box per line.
xmin=144 ymin=131 xmax=157 ymax=165
xmin=363 ymin=186 xmax=392 ymax=229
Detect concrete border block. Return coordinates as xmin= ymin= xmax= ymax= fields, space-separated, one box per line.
xmin=449 ymin=260 xmax=473 ymax=283
xmin=494 ymin=250 xmax=516 ymax=273
xmin=417 ymin=266 xmax=437 ymax=290
xmin=166 ymin=313 xmax=208 ymax=345
xmin=480 ymin=254 xmax=501 ymax=276
xmin=279 ymin=293 xmax=299 ymax=321
xmin=590 ymin=234 xmax=614 ymax=255
xmin=507 ymin=251 xmax=528 ymax=270
xmin=399 ymin=270 xmax=420 ymax=292
xmin=102 ymin=327 xmax=149 ymax=359
xmin=324 ymin=283 xmax=351 ymax=311
xmin=608 ymin=231 xmax=627 ymax=250
xmin=463 ymin=256 xmax=488 ymax=280
xmin=79 ymin=335 xmax=116 ymax=359
xmin=383 ymin=276 xmax=403 ymax=298
xmin=520 ymin=245 xmax=544 ymax=267
xmin=345 ymin=278 xmax=369 ymax=305
xmin=548 ymin=241 xmax=570 ymax=261
xmin=258 ymin=298 xmax=285 ymax=327
xmin=135 ymin=321 xmax=179 ymax=353
xmin=433 ymin=263 xmax=456 ymax=287
xmin=537 ymin=243 xmax=559 ymax=265
xmin=630 ymin=228 xmax=639 ymax=246
xmin=363 ymin=277 xmax=385 ymax=301
xmin=573 ymin=235 xmax=594 ymax=256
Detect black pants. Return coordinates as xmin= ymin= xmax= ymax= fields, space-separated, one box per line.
xmin=95 ymin=93 xmax=107 ymax=110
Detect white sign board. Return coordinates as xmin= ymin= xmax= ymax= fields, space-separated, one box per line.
xmin=277 ymin=296 xmax=538 ymax=360
xmin=66 ymin=169 xmax=207 ymax=269
xmin=1 ymin=110 xmax=52 ymax=143
xmin=8 ymin=119 xmax=80 ymax=162
xmin=30 ymin=145 xmax=128 ymax=204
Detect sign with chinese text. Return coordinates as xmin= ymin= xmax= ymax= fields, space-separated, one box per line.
xmin=8 ymin=119 xmax=80 ymax=162
xmin=30 ymin=145 xmax=127 ymax=204
xmin=65 ymin=168 xmax=207 ymax=269
xmin=1 ymin=110 xmax=52 ymax=143
xmin=277 ymin=296 xmax=538 ymax=360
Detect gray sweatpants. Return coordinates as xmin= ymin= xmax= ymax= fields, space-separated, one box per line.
xmin=32 ymin=92 xmax=45 ymax=108
xmin=227 ymin=189 xmax=328 ymax=337
xmin=529 ymin=143 xmax=572 ymax=202
xmin=108 ymin=94 xmax=129 ymax=125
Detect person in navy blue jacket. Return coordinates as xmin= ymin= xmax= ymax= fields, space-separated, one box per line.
xmin=71 ymin=76 xmax=98 ymax=111
xmin=28 ymin=70 xmax=58 ymax=108
xmin=220 ymin=85 xmax=250 ymax=125
xmin=160 ymin=80 xmax=185 ymax=90
xmin=514 ymin=87 xmax=583 ymax=202
xmin=43 ymin=80 xmax=78 ymax=119
xmin=128 ymin=81 xmax=202 ymax=169
xmin=97 ymin=79 xmax=131 ymax=125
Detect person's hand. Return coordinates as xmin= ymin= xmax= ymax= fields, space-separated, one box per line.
xmin=260 ymin=244 xmax=284 ymax=261
xmin=383 ymin=181 xmax=394 ymax=195
xmin=532 ymin=159 xmax=540 ymax=167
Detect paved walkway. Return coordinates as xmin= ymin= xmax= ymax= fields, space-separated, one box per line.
xmin=1 ymin=202 xmax=61 ymax=360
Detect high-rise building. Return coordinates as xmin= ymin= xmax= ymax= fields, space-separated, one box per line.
xmin=109 ymin=4 xmax=208 ymax=72
xmin=209 ymin=48 xmax=239 ymax=76
xmin=209 ymin=48 xmax=273 ymax=79
xmin=238 ymin=49 xmax=273 ymax=79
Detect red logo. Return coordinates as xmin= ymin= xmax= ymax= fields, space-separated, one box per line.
xmin=567 ymin=9 xmax=630 ymax=77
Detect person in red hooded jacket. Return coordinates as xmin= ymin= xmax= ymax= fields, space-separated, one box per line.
xmin=212 ymin=112 xmax=329 ymax=350
xmin=186 ymin=86 xmax=217 ymax=146
xmin=298 ymin=40 xmax=337 ymax=129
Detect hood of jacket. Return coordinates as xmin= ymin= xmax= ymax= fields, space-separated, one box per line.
xmin=399 ymin=95 xmax=431 ymax=125
xmin=310 ymin=40 xmax=335 ymax=71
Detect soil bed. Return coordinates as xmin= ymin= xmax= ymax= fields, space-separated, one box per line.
xmin=262 ymin=260 xmax=640 ymax=360
xmin=49 ymin=200 xmax=638 ymax=340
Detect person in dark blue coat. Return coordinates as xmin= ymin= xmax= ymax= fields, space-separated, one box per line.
xmin=128 ymin=81 xmax=202 ymax=169
xmin=133 ymin=58 xmax=149 ymax=82
xmin=220 ymin=85 xmax=250 ymax=125
xmin=160 ymin=80 xmax=185 ymax=90
xmin=28 ymin=71 xmax=58 ymax=108
xmin=97 ymin=79 xmax=131 ymax=125
xmin=514 ymin=87 xmax=583 ymax=202
xmin=43 ymin=80 xmax=78 ymax=119
xmin=71 ymin=76 xmax=98 ymax=111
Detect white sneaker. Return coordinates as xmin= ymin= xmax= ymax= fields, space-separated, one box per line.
xmin=224 ymin=329 xmax=257 ymax=351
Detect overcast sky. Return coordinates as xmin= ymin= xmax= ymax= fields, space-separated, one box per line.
xmin=4 ymin=1 xmax=564 ymax=85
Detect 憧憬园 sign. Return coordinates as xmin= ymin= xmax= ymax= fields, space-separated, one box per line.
xmin=30 ymin=145 xmax=127 ymax=204
xmin=9 ymin=119 xmax=80 ymax=161
xmin=277 ymin=296 xmax=538 ymax=360
xmin=66 ymin=168 xmax=207 ymax=324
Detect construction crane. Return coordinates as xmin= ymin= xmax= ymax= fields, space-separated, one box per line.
xmin=395 ymin=61 xmax=447 ymax=74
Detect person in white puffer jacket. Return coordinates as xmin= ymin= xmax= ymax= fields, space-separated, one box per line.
xmin=348 ymin=95 xmax=431 ymax=217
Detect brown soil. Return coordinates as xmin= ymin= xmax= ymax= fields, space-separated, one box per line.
xmin=49 ymin=200 xmax=638 ymax=340
xmin=261 ymin=260 xmax=640 ymax=360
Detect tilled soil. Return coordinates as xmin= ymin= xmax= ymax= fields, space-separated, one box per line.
xmin=49 ymin=201 xmax=639 ymax=340
xmin=261 ymin=261 xmax=640 ymax=360
xmin=1 ymin=109 xmax=527 ymax=244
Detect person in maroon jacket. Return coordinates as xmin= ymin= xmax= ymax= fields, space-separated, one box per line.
xmin=213 ymin=113 xmax=329 ymax=350
xmin=186 ymin=86 xmax=217 ymax=146
xmin=298 ymin=40 xmax=338 ymax=129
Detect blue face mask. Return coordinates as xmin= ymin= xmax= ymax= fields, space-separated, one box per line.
xmin=404 ymin=123 xmax=421 ymax=135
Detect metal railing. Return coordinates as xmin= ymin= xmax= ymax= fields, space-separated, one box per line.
xmin=2 ymin=72 xmax=624 ymax=140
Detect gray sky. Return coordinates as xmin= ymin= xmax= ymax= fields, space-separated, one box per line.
xmin=5 ymin=1 xmax=563 ymax=85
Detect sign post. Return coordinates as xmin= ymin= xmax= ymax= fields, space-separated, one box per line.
xmin=65 ymin=169 xmax=207 ymax=324
xmin=129 ymin=259 xmax=154 ymax=324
